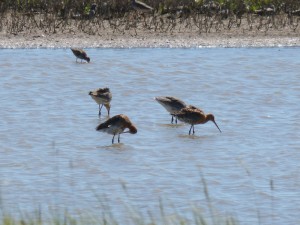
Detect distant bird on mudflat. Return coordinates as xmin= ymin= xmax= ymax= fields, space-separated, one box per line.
xmin=71 ymin=48 xmax=90 ymax=63
xmin=89 ymin=87 xmax=112 ymax=116
xmin=131 ymin=0 xmax=153 ymax=12
xmin=96 ymin=114 xmax=137 ymax=144
xmin=173 ymin=107 xmax=222 ymax=135
xmin=155 ymin=96 xmax=198 ymax=124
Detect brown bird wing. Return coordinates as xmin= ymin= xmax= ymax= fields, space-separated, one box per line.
xmin=156 ymin=96 xmax=187 ymax=111
xmin=186 ymin=105 xmax=204 ymax=113
xmin=71 ymin=48 xmax=80 ymax=55
xmin=96 ymin=115 xmax=123 ymax=131
xmin=96 ymin=120 xmax=110 ymax=130
xmin=96 ymin=88 xmax=110 ymax=94
xmin=71 ymin=48 xmax=87 ymax=57
xmin=96 ymin=89 xmax=112 ymax=101
xmin=96 ymin=114 xmax=129 ymax=130
xmin=81 ymin=50 xmax=88 ymax=58
xmin=175 ymin=108 xmax=206 ymax=124
xmin=165 ymin=96 xmax=186 ymax=108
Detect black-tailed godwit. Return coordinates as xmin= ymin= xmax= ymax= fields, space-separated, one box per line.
xmin=89 ymin=88 xmax=112 ymax=116
xmin=96 ymin=114 xmax=137 ymax=144
xmin=71 ymin=48 xmax=90 ymax=63
xmin=173 ymin=107 xmax=222 ymax=135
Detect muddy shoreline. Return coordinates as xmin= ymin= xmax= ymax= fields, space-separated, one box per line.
xmin=1 ymin=33 xmax=300 ymax=49
xmin=1 ymin=17 xmax=300 ymax=48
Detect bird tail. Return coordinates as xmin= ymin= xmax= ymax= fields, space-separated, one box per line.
xmin=70 ymin=48 xmax=76 ymax=53
xmin=102 ymin=87 xmax=110 ymax=92
xmin=96 ymin=122 xmax=109 ymax=131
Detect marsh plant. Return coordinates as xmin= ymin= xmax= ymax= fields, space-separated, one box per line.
xmin=0 ymin=184 xmax=237 ymax=225
xmin=0 ymin=206 xmax=238 ymax=225
xmin=0 ymin=0 xmax=300 ymax=35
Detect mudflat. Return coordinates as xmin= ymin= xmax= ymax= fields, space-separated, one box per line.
xmin=1 ymin=16 xmax=300 ymax=48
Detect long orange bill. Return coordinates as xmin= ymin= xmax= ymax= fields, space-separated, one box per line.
xmin=213 ymin=121 xmax=222 ymax=133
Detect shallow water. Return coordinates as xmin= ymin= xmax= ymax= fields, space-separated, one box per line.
xmin=0 ymin=47 xmax=300 ymax=225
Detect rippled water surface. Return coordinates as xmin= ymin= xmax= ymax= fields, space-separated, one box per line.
xmin=0 ymin=47 xmax=300 ymax=225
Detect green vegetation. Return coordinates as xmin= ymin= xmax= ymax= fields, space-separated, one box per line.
xmin=0 ymin=172 xmax=240 ymax=225
xmin=1 ymin=0 xmax=299 ymax=15
xmin=0 ymin=1 xmax=300 ymax=37
xmin=0 ymin=208 xmax=238 ymax=225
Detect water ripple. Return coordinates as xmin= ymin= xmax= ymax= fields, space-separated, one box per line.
xmin=0 ymin=47 xmax=300 ymax=225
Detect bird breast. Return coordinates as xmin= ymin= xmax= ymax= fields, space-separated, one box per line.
xmin=90 ymin=94 xmax=110 ymax=105
xmin=176 ymin=116 xmax=196 ymax=124
xmin=98 ymin=125 xmax=124 ymax=135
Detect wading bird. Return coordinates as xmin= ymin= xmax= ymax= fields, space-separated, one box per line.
xmin=89 ymin=87 xmax=112 ymax=116
xmin=173 ymin=107 xmax=222 ymax=135
xmin=96 ymin=114 xmax=137 ymax=144
xmin=71 ymin=48 xmax=90 ymax=63
xmin=155 ymin=96 xmax=197 ymax=124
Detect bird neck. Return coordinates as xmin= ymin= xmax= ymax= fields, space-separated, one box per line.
xmin=205 ymin=114 xmax=214 ymax=123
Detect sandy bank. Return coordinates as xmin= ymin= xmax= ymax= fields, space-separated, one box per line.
xmin=1 ymin=16 xmax=300 ymax=48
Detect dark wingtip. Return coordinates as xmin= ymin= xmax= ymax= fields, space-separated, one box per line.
xmin=95 ymin=123 xmax=102 ymax=131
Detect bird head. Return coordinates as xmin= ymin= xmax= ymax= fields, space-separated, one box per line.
xmin=86 ymin=57 xmax=90 ymax=63
xmin=206 ymin=114 xmax=222 ymax=133
xmin=129 ymin=125 xmax=137 ymax=134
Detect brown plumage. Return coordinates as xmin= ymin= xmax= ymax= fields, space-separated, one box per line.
xmin=173 ymin=107 xmax=221 ymax=135
xmin=71 ymin=48 xmax=90 ymax=63
xmin=89 ymin=87 xmax=112 ymax=116
xmin=96 ymin=114 xmax=137 ymax=144
xmin=155 ymin=96 xmax=198 ymax=124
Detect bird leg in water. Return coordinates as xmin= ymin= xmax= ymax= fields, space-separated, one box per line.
xmin=112 ymin=134 xmax=115 ymax=144
xmin=189 ymin=125 xmax=195 ymax=135
xmin=99 ymin=104 xmax=103 ymax=116
xmin=118 ymin=134 xmax=121 ymax=143
xmin=171 ymin=115 xmax=178 ymax=124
